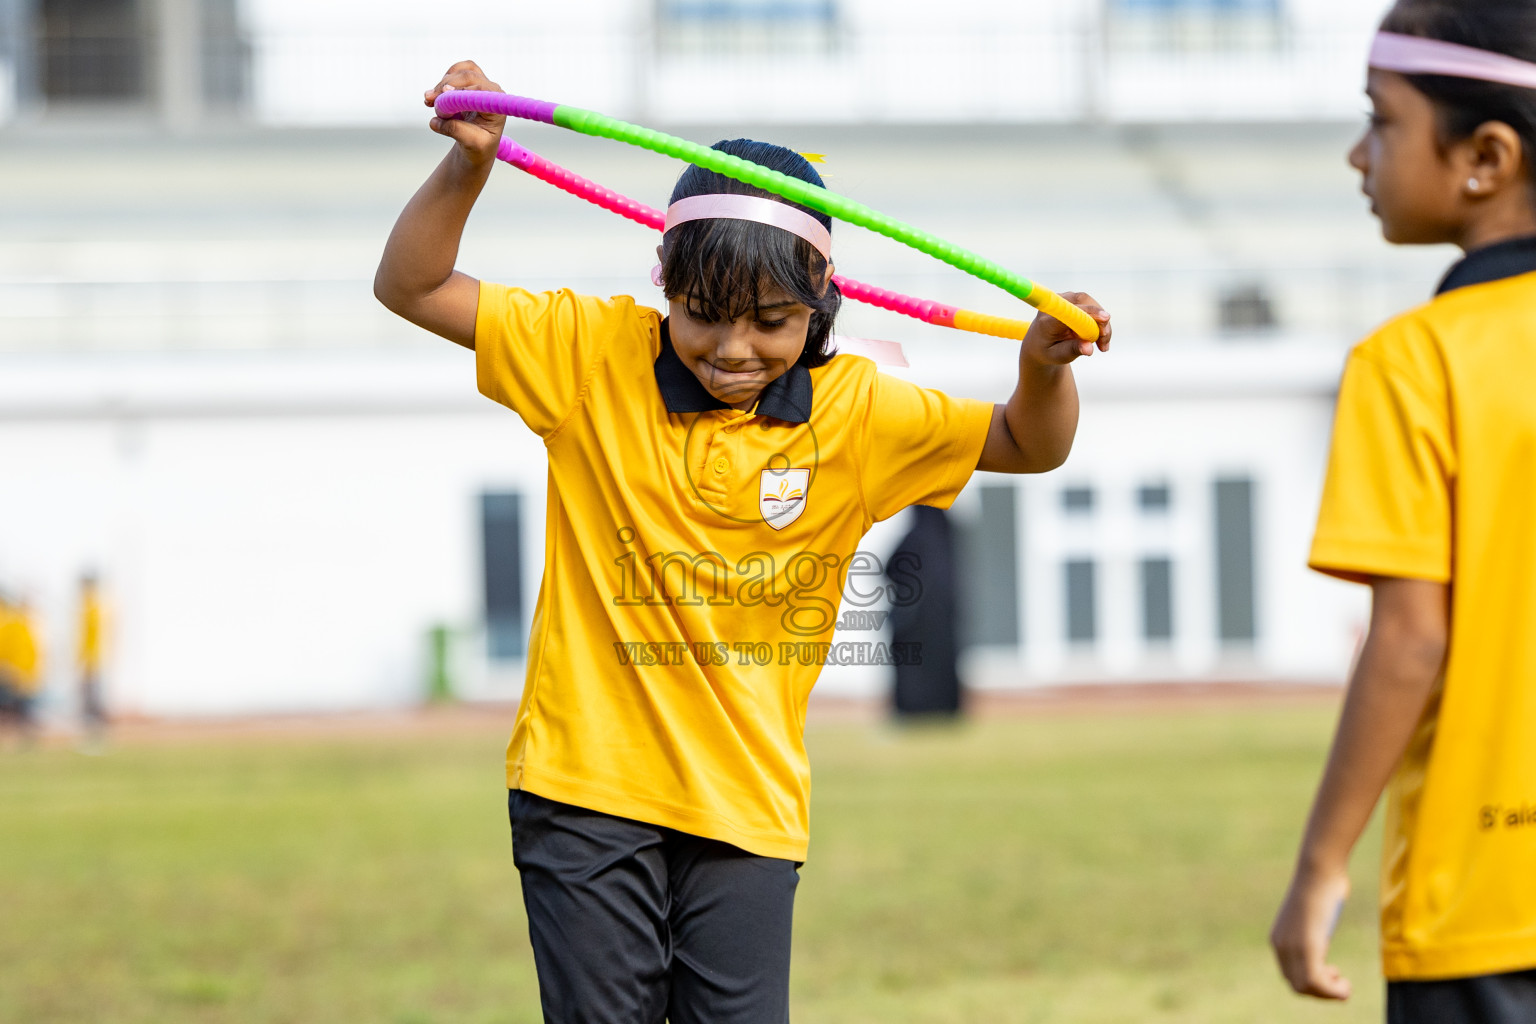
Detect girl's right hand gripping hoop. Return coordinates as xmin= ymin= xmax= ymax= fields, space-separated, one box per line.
xmin=435 ymin=89 xmax=1102 ymax=344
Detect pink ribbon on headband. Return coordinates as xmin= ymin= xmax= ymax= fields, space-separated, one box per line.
xmin=663 ymin=194 xmax=833 ymax=262
xmin=1370 ymin=31 xmax=1536 ymax=90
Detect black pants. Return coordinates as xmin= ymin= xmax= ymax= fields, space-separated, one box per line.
xmin=508 ymin=790 xmax=800 ymax=1024
xmin=81 ymin=673 xmax=106 ymax=726
xmin=1389 ymin=968 xmax=1536 ymax=1023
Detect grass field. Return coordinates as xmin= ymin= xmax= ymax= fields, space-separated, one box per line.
xmin=0 ymin=703 xmax=1383 ymax=1023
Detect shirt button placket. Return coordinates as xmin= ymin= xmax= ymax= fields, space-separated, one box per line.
xmin=693 ymin=418 xmax=735 ymax=509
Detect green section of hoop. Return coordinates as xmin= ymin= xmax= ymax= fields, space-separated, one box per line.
xmin=551 ymin=104 xmax=1040 ymax=303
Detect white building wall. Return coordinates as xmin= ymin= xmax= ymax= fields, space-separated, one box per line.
xmin=0 ymin=341 xmax=1371 ymax=716
xmin=0 ymin=353 xmax=545 ymax=716
xmin=902 ymin=339 xmax=1369 ymax=692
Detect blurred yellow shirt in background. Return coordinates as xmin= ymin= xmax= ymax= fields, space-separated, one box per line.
xmin=0 ymin=605 xmax=42 ymax=696
xmin=476 ymin=284 xmax=992 ymax=860
xmin=79 ymin=590 xmax=104 ymax=674
xmin=0 ymin=604 xmax=15 ymax=689
xmin=1311 ymin=270 xmax=1536 ymax=981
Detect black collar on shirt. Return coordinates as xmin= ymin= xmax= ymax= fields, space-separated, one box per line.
xmin=653 ymin=319 xmax=813 ymax=424
xmin=1436 ymin=234 xmax=1536 ymax=295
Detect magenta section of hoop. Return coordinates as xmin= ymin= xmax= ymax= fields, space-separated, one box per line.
xmin=434 ymin=89 xmax=559 ymax=123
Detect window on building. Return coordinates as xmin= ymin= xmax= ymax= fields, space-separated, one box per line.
xmin=1214 ymin=477 xmax=1256 ymax=644
xmin=1115 ymin=0 xmax=1279 ymax=9
xmin=958 ymin=485 xmax=1020 ymax=647
xmin=1218 ymin=283 xmax=1279 ymax=334
xmin=657 ymin=0 xmax=839 ymax=56
xmin=201 ymin=0 xmax=249 ymax=107
xmin=1065 ymin=559 xmax=1097 ymax=645
xmin=1110 ymin=0 xmax=1283 ymax=53
xmin=482 ymin=492 xmax=525 ymax=661
xmin=1138 ymin=483 xmax=1171 ymax=512
xmin=1062 ymin=486 xmax=1095 ymax=514
xmin=37 ymin=0 xmax=147 ymax=101
xmin=1141 ymin=557 xmax=1174 ymax=642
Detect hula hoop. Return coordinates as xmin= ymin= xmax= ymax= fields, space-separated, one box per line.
xmin=494 ymin=134 xmax=1035 ymax=342
xmin=436 ymin=90 xmax=1100 ymax=342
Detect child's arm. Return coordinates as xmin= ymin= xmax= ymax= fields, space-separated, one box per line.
xmin=373 ymin=62 xmax=508 ymax=349
xmin=1269 ymin=575 xmax=1449 ymax=1000
xmin=976 ymin=292 xmax=1111 ymax=474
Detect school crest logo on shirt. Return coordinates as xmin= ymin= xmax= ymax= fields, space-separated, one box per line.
xmin=759 ymin=467 xmax=810 ymax=530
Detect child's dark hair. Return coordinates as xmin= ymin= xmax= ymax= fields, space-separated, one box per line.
xmin=1383 ymin=0 xmax=1536 ymax=182
xmin=661 ymin=139 xmax=840 ymax=369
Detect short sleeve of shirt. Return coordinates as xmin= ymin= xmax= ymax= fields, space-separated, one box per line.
xmin=475 ymin=283 xmax=649 ymax=438
xmin=861 ymin=372 xmax=994 ymax=523
xmin=1309 ymin=331 xmax=1456 ymax=585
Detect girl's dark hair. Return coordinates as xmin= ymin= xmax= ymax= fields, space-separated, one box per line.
xmin=660 ymin=139 xmax=839 ymax=369
xmin=1382 ymin=1 xmax=1536 ymax=181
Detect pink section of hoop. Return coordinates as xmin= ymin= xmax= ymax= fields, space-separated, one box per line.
xmin=1370 ymin=32 xmax=1536 ymax=90
xmin=663 ymin=194 xmax=832 ymax=261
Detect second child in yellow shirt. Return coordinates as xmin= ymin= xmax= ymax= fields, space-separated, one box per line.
xmin=1272 ymin=2 xmax=1536 ymax=1021
xmin=376 ymin=60 xmax=1111 ymax=1024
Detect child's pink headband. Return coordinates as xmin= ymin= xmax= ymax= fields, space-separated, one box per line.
xmin=1370 ymin=31 xmax=1536 ymax=90
xmin=664 ymin=194 xmax=833 ymax=262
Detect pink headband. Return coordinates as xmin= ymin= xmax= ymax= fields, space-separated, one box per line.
xmin=663 ymin=194 xmax=832 ymax=262
xmin=1370 ymin=31 xmax=1536 ymax=90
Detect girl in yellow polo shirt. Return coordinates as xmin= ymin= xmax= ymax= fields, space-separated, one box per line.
xmin=377 ymin=60 xmax=1110 ymax=1023
xmin=1271 ymin=3 xmax=1536 ymax=1021
xmin=0 ymin=594 xmax=42 ymax=748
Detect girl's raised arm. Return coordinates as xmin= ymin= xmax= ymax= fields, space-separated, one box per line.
xmin=374 ymin=61 xmax=508 ymax=350
xmin=976 ymin=291 xmax=1111 ymax=474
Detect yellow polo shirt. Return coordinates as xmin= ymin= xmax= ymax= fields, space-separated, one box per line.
xmin=79 ymin=592 xmax=103 ymax=674
xmin=7 ymin=612 xmax=42 ymax=696
xmin=1311 ymin=255 xmax=1536 ymax=980
xmin=477 ymin=283 xmax=993 ymax=860
xmin=0 ymin=606 xmax=16 ymax=690
xmin=0 ymin=608 xmax=40 ymax=695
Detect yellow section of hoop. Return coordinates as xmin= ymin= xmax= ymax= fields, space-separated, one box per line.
xmin=1026 ymin=288 xmax=1100 ymax=342
xmin=952 ymin=292 xmax=1099 ymax=343
xmin=952 ymin=308 xmax=1030 ymax=341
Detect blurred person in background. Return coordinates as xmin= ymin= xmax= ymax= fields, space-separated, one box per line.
xmin=77 ymin=571 xmax=108 ymax=752
xmin=1271 ymin=2 xmax=1536 ymax=1020
xmin=0 ymin=591 xmax=43 ymax=748
xmin=886 ymin=506 xmax=962 ymax=719
xmin=0 ymin=592 xmax=13 ymax=726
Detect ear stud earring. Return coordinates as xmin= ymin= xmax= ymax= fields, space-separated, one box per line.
xmin=1468 ymin=178 xmax=1482 ymax=192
